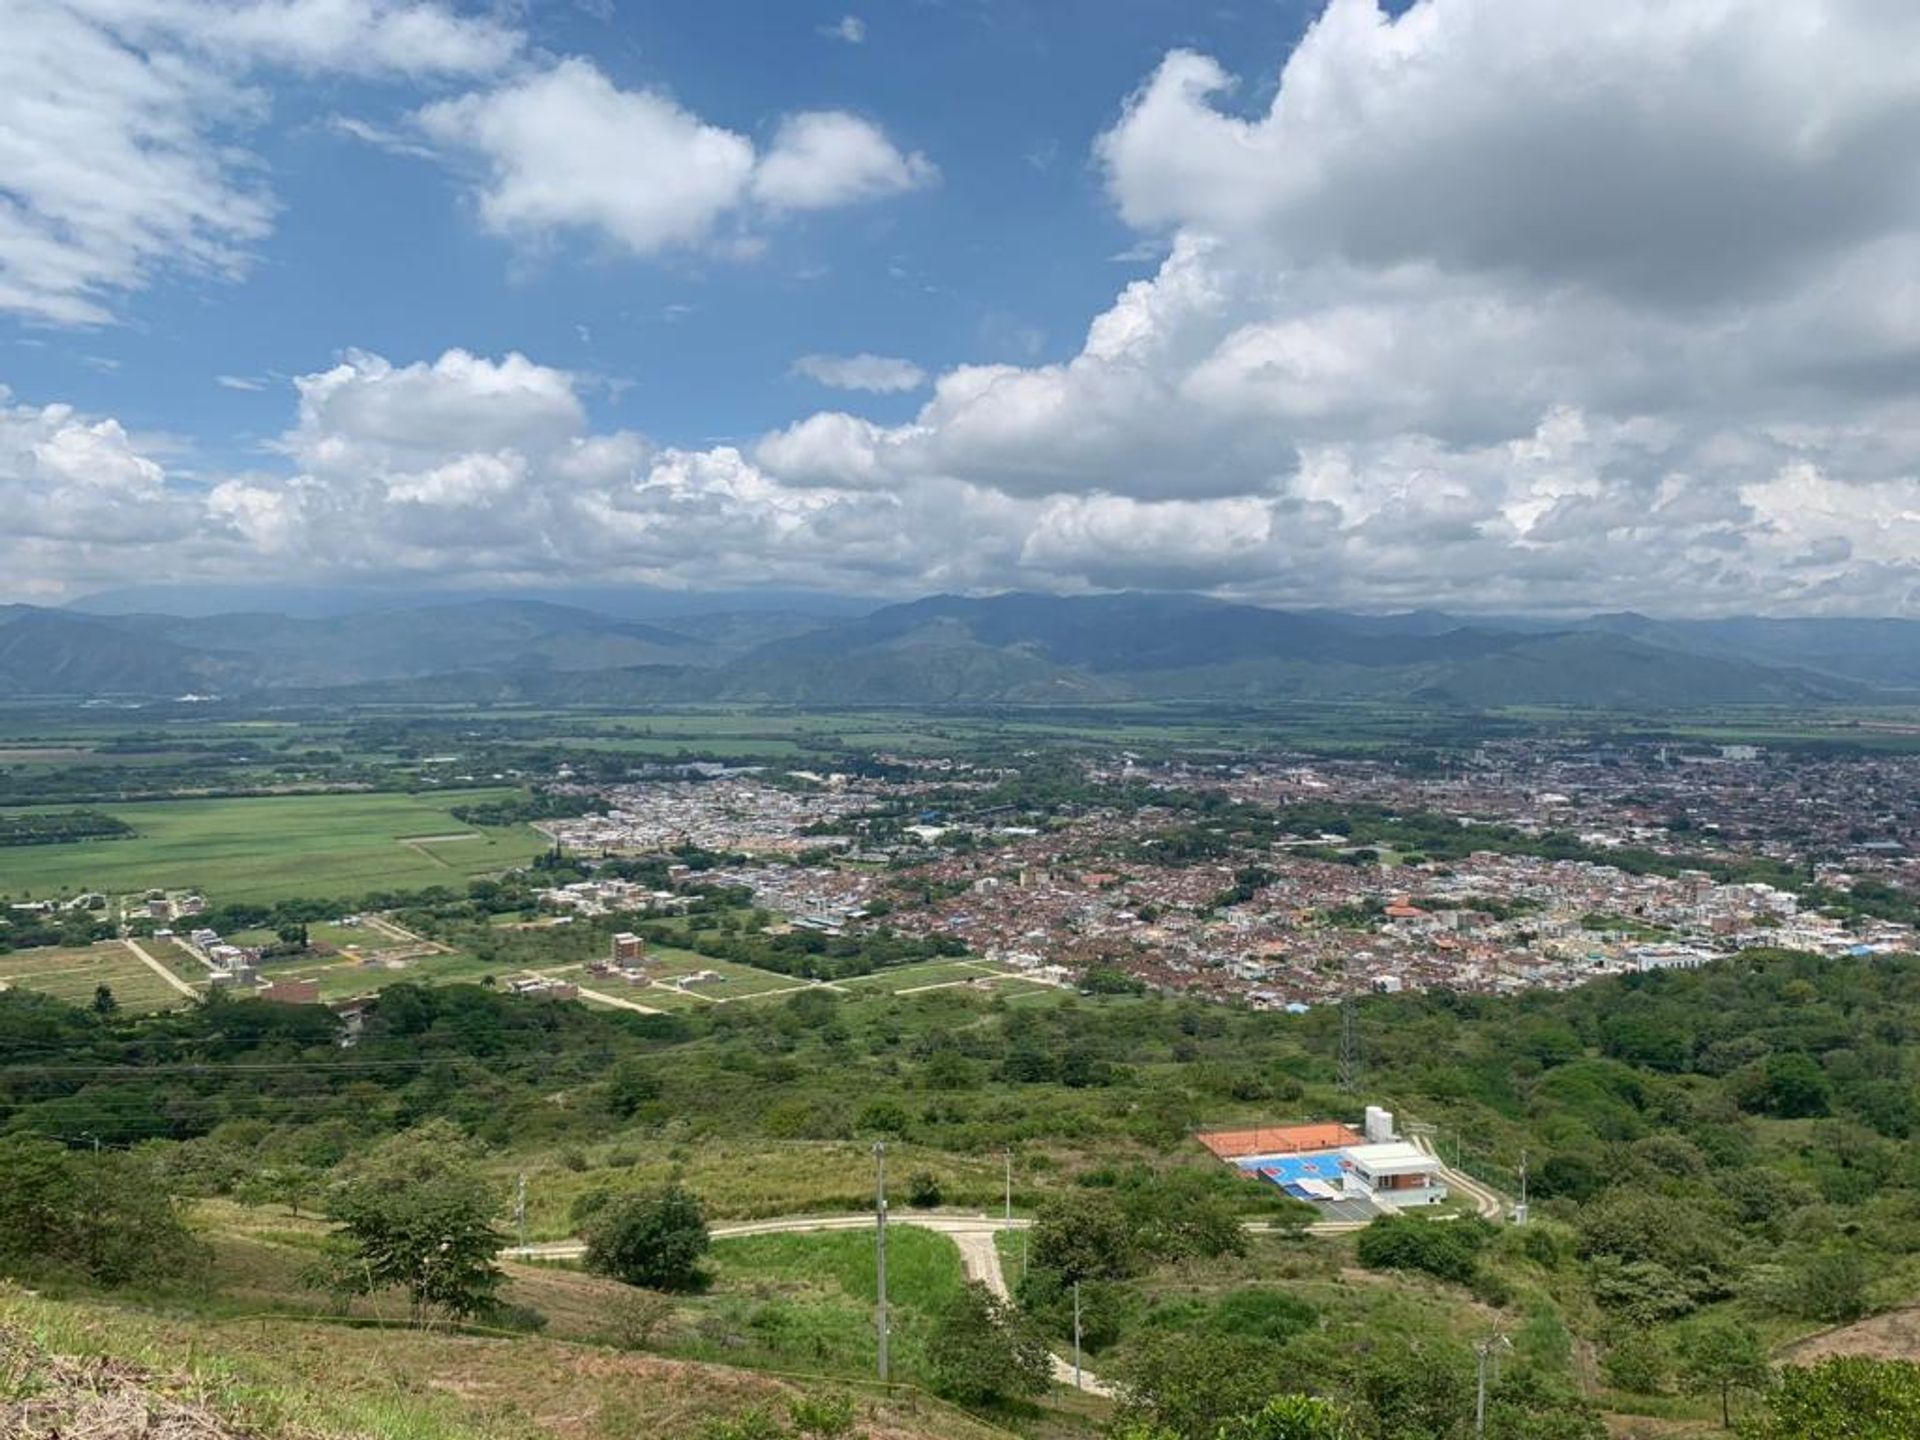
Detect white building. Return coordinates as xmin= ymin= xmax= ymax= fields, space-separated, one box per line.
xmin=1340 ymin=1141 xmax=1448 ymax=1208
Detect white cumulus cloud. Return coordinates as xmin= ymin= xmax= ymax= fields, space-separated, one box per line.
xmin=751 ymin=111 xmax=936 ymax=212
xmin=0 ymin=0 xmax=519 ymax=325
xmin=414 ymin=63 xmax=932 ymax=255
xmin=792 ymin=353 xmax=927 ymax=394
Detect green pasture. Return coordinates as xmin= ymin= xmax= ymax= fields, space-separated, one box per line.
xmin=0 ymin=790 xmax=546 ymax=904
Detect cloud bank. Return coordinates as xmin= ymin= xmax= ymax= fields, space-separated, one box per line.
xmin=11 ymin=0 xmax=1920 ymax=615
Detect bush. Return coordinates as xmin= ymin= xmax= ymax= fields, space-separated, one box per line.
xmin=1601 ymin=1329 xmax=1670 ymax=1394
xmin=579 ymin=1182 xmax=711 ymax=1291
xmin=1788 ymin=1245 xmax=1872 ymax=1323
xmin=1747 ymin=1357 xmax=1920 ymax=1439
xmin=926 ymin=1281 xmax=1052 ymax=1405
xmin=1205 ymin=1289 xmax=1316 ymax=1343
xmin=786 ymin=1394 xmax=856 ymax=1439
xmin=907 ymin=1170 xmax=944 ymax=1208
xmin=1354 ymin=1214 xmax=1488 ymax=1286
xmin=480 ymin=1300 xmax=549 ymax=1333
xmin=607 ymin=1290 xmax=676 ymax=1349
xmin=0 ymin=1135 xmax=205 ymax=1288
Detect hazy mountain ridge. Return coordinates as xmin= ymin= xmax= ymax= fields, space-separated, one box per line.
xmin=0 ymin=592 xmax=1902 ymax=706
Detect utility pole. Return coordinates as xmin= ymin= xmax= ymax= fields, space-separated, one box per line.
xmin=1072 ymin=1280 xmax=1083 ymax=1391
xmin=1474 ymin=1334 xmax=1510 ymax=1439
xmin=514 ymin=1173 xmax=528 ymax=1248
xmin=1516 ymin=1149 xmax=1529 ymax=1225
xmin=1004 ymin=1147 xmax=1013 ymax=1223
xmin=874 ymin=1142 xmax=890 ymax=1384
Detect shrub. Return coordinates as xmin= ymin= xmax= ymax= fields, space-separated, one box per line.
xmin=607 ymin=1290 xmax=676 ymax=1349
xmin=1747 ymin=1357 xmax=1920 ymax=1439
xmin=786 ymin=1394 xmax=856 ymax=1439
xmin=580 ymin=1182 xmax=710 ymax=1291
xmin=1354 ymin=1214 xmax=1488 ymax=1286
xmin=926 ymin=1281 xmax=1051 ymax=1405
xmin=1601 ymin=1328 xmax=1670 ymax=1394
xmin=1205 ymin=1289 xmax=1316 ymax=1343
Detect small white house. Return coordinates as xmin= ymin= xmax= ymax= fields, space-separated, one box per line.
xmin=1340 ymin=1141 xmax=1448 ymax=1207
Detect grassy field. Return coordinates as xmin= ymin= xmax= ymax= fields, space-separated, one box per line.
xmin=671 ymin=1227 xmax=967 ymax=1385
xmin=0 ymin=942 xmax=188 ymax=1012
xmin=835 ymin=958 xmax=1019 ymax=993
xmin=509 ymin=1141 xmax=1022 ymax=1234
xmin=249 ymin=945 xmax=490 ymax=1002
xmin=0 ymin=790 xmax=546 ymax=903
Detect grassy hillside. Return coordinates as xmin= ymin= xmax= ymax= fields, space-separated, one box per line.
xmin=0 ymin=1286 xmax=1011 ymax=1440
xmin=7 ymin=947 xmax=1920 ymax=1436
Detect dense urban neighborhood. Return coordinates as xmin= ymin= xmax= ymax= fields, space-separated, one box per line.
xmin=518 ymin=742 xmax=1920 ymax=1013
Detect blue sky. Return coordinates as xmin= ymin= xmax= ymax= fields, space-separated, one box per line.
xmin=7 ymin=0 xmax=1920 ymax=615
xmin=9 ymin=2 xmax=1313 ymax=469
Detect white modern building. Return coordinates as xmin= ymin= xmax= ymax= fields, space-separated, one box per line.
xmin=1339 ymin=1141 xmax=1448 ymax=1207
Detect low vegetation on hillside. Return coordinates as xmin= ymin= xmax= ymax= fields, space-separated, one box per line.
xmin=4 ymin=940 xmax=1920 ymax=1434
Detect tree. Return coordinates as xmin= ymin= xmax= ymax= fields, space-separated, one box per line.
xmin=1113 ymin=1331 xmax=1288 ymax=1440
xmin=1350 ymin=1338 xmax=1473 ymax=1439
xmin=1674 ymin=1315 xmax=1770 ymax=1429
xmin=1215 ymin=1396 xmax=1355 ymax=1440
xmin=1788 ymin=1246 xmax=1870 ymax=1324
xmin=0 ymin=1135 xmax=201 ymax=1287
xmin=1120 ymin=1171 xmax=1248 ymax=1263
xmin=578 ymin=1182 xmax=710 ymax=1291
xmin=236 ymin=1161 xmax=321 ymax=1217
xmin=926 ymin=1280 xmax=1052 ymax=1405
xmin=907 ymin=1170 xmax=944 ymax=1207
xmin=315 ymin=1121 xmax=505 ymax=1325
xmin=1755 ymin=1052 xmax=1831 ymax=1118
xmin=1030 ymin=1191 xmax=1139 ymax=1281
xmin=605 ymin=1056 xmax=661 ymax=1117
xmin=1743 ymin=1357 xmax=1920 ymax=1439
xmin=91 ymin=983 xmax=117 ymax=1015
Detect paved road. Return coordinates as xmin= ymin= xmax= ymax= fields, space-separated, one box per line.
xmin=1415 ymin=1136 xmax=1508 ymax=1219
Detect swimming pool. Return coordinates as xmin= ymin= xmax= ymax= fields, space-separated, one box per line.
xmin=1235 ymin=1150 xmax=1347 ymax=1189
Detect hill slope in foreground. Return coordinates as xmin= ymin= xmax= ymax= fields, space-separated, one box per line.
xmin=0 ymin=1290 xmax=996 ymax=1440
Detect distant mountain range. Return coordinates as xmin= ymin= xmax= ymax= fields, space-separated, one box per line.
xmin=1 ymin=590 xmax=1913 ymax=707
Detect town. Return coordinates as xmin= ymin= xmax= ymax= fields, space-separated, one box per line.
xmin=524 ymin=740 xmax=1920 ymax=1011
